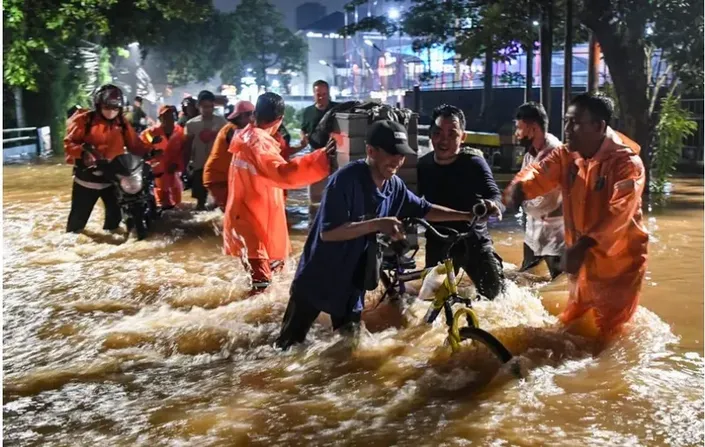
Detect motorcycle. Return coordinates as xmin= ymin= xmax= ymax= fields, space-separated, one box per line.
xmin=82 ymin=144 xmax=160 ymax=240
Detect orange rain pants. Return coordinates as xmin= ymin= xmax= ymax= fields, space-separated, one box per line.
xmin=140 ymin=125 xmax=185 ymax=208
xmin=223 ymin=124 xmax=330 ymax=287
xmin=507 ymin=128 xmax=648 ymax=337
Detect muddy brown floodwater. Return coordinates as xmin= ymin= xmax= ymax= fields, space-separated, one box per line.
xmin=3 ymin=160 xmax=704 ymax=446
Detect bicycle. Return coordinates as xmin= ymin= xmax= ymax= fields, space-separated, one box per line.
xmin=377 ymin=211 xmax=513 ymax=365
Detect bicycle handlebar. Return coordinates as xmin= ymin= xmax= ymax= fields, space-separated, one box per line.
xmin=402 ymin=199 xmax=489 ymax=242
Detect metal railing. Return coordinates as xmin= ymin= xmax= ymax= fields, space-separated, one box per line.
xmin=3 ymin=127 xmax=48 ymax=163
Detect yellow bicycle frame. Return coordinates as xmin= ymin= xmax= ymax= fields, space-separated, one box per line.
xmin=423 ymin=258 xmax=480 ymax=352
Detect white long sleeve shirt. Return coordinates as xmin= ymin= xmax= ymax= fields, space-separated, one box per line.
xmin=521 ymin=133 xmax=565 ymax=256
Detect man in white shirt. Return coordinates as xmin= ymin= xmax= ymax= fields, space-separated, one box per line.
xmin=514 ymin=102 xmax=565 ymax=279
xmin=183 ymin=90 xmax=227 ymax=210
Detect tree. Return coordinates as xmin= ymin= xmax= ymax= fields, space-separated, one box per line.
xmin=3 ymin=0 xmax=210 ymax=92
xmin=342 ymin=0 xmax=587 ymax=122
xmin=144 ymin=11 xmax=239 ymax=87
xmin=3 ymin=0 xmax=209 ymax=149
xmin=577 ymin=0 xmax=704 ymax=194
xmin=234 ymin=0 xmax=308 ymax=88
xmin=652 ymin=96 xmax=698 ymax=193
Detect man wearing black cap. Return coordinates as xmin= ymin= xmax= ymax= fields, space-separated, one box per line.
xmin=275 ymin=120 xmax=501 ymax=350
xmin=182 ymin=90 xmax=228 ymax=210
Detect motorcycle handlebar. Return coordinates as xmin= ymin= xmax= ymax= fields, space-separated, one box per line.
xmin=81 ymin=143 xmax=103 ymax=160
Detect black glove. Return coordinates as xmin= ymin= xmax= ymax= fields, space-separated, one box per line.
xmin=81 ymin=143 xmax=97 ymax=155
xmin=325 ymin=138 xmax=338 ymax=174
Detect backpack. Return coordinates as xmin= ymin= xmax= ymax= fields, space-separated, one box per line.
xmin=83 ymin=111 xmax=130 ymax=148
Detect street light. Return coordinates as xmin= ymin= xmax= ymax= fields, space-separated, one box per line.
xmin=365 ymin=39 xmax=383 ymax=53
xmin=319 ymin=60 xmax=336 ymax=88
xmin=388 ymin=7 xmax=400 ymax=20
xmin=532 ymin=20 xmax=539 ymax=26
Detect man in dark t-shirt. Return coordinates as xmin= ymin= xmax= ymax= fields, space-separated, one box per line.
xmin=298 ymin=80 xmax=338 ymax=150
xmin=417 ymin=104 xmax=506 ymax=300
xmin=126 ymin=96 xmax=150 ymax=134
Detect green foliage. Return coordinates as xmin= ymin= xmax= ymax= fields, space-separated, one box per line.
xmin=342 ymin=0 xmax=587 ymax=65
xmin=3 ymin=0 xmax=210 ymax=91
xmin=599 ymin=82 xmax=621 ymax=118
xmin=2 ymin=0 xmax=208 ymax=152
xmin=499 ymin=71 xmax=526 ymax=85
xmin=234 ymin=0 xmax=308 ymax=87
xmin=142 ymin=0 xmax=307 ymax=90
xmin=294 ymin=108 xmax=305 ymax=128
xmin=652 ymin=95 xmax=698 ymax=192
xmin=648 ymin=0 xmax=704 ymax=94
xmin=146 ymin=11 xmax=237 ymax=86
xmin=283 ymin=105 xmax=301 ymax=132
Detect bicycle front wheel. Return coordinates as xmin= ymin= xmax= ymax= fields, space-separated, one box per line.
xmin=458 ymin=327 xmax=513 ymax=364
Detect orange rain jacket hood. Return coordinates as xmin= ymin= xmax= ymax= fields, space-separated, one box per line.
xmin=507 ymin=127 xmax=648 ymax=336
xmin=223 ymin=124 xmax=330 ymax=262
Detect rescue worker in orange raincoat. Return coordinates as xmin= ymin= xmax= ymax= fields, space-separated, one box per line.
xmin=140 ymin=105 xmax=185 ymax=210
xmin=203 ymin=101 xmax=255 ymax=210
xmin=505 ymin=92 xmax=648 ymax=341
xmin=64 ymin=84 xmax=151 ymax=233
xmin=224 ymin=92 xmax=336 ymax=292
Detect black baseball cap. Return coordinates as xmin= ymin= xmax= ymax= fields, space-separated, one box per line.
xmin=367 ymin=120 xmax=415 ymax=156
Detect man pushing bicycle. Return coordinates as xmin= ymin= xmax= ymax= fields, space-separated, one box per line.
xmin=275 ymin=120 xmax=500 ymax=350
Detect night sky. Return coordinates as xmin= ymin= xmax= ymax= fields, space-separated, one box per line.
xmin=213 ymin=0 xmax=349 ymax=29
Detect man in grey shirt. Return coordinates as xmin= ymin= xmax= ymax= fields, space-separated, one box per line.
xmin=183 ymin=90 xmax=227 ymax=210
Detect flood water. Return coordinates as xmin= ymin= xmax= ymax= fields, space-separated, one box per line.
xmin=3 ymin=161 xmax=704 ymax=446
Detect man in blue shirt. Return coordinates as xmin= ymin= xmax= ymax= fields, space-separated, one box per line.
xmin=276 ymin=120 xmax=500 ymax=350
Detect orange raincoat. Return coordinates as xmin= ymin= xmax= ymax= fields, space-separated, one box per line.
xmin=507 ymin=128 xmax=648 ymax=337
xmin=223 ymin=124 xmax=330 ymax=282
xmin=205 ymin=124 xmax=294 ymax=210
xmin=203 ymin=122 xmax=238 ymax=208
xmin=140 ymin=125 xmax=185 ymax=208
xmin=64 ymin=110 xmax=148 ymax=164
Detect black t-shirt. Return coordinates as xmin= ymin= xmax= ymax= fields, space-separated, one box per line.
xmin=417 ymin=149 xmax=503 ymax=249
xmin=301 ymin=102 xmax=338 ymax=147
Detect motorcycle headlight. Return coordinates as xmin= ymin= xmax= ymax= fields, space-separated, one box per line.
xmin=119 ymin=172 xmax=143 ymax=194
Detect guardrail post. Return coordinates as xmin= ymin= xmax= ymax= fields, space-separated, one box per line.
xmin=35 ymin=128 xmax=44 ymax=156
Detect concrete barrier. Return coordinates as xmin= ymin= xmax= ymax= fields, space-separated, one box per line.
xmin=308 ymin=113 xmax=420 ymax=204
